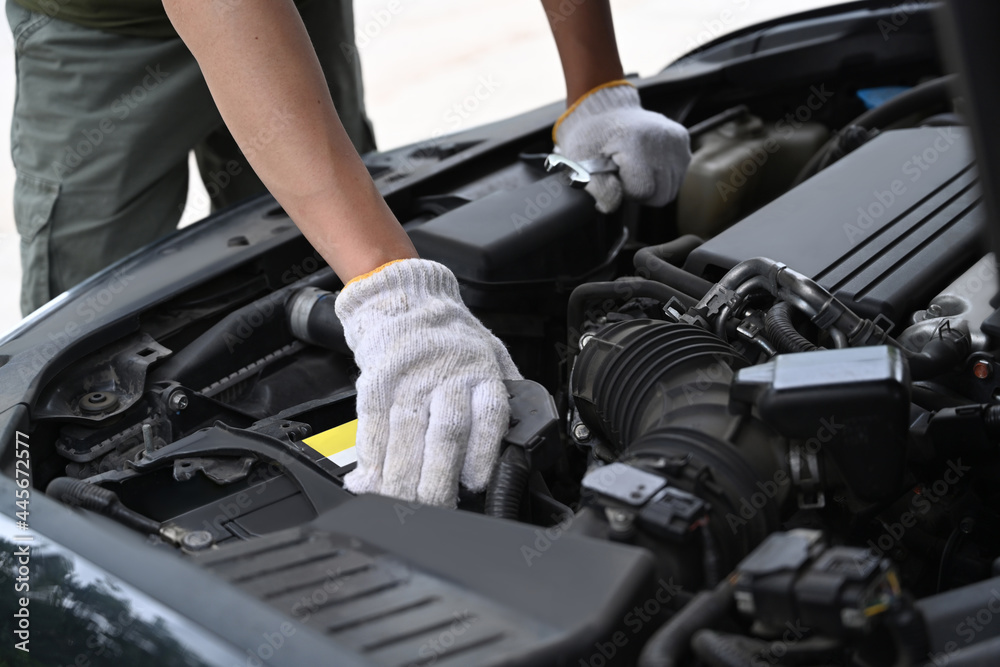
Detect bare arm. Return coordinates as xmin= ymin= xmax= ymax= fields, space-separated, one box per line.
xmin=540 ymin=0 xmax=626 ymax=104
xmin=162 ymin=0 xmax=417 ymax=283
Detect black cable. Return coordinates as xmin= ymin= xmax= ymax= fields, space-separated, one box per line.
xmin=46 ymin=477 xmax=162 ymax=536
xmin=638 ymin=578 xmax=735 ymax=667
xmin=691 ymin=629 xmax=768 ymax=667
xmin=794 ymin=75 xmax=958 ymax=185
xmin=567 ymin=278 xmax=697 ymax=344
xmin=692 ymin=630 xmax=841 ymax=667
xmin=632 ymin=235 xmax=714 ymax=299
xmin=936 ymin=518 xmax=974 ymax=593
xmin=688 ymin=105 xmax=750 ymax=138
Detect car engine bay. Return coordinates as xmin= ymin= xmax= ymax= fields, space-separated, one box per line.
xmin=6 ymin=3 xmax=1000 ymax=666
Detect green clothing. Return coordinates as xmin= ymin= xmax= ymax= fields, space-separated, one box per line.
xmin=6 ymin=0 xmax=375 ymax=314
xmin=11 ymin=0 xmax=306 ymax=37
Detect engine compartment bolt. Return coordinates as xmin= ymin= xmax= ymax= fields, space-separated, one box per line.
xmin=141 ymin=423 xmax=154 ymax=456
xmin=578 ymin=333 xmax=595 ymax=348
xmin=167 ymin=390 xmax=189 ymax=411
xmin=180 ymin=530 xmax=214 ymax=552
xmin=79 ymin=391 xmax=119 ymax=414
xmin=573 ymin=423 xmax=592 ymax=442
xmin=605 ymin=508 xmax=636 ymax=533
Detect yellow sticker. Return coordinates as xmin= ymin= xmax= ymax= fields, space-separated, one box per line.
xmin=304 ymin=420 xmax=358 ymax=466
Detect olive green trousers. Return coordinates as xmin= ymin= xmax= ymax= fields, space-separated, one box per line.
xmin=6 ymin=0 xmax=375 ymax=315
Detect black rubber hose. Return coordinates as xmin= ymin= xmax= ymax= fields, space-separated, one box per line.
xmin=633 ymin=235 xmax=714 ymax=299
xmin=691 ymin=629 xmax=768 ymax=667
xmin=853 ymin=75 xmax=957 ymax=135
xmin=637 ymin=579 xmax=735 ymax=667
xmin=984 ymin=405 xmax=1000 ymax=438
xmin=687 ymin=105 xmax=750 ymax=139
xmin=692 ymin=631 xmax=842 ymax=667
xmin=288 ymin=286 xmax=351 ymax=354
xmin=906 ymin=327 xmax=971 ymax=381
xmin=47 ymin=477 xmax=162 ymax=536
xmin=149 ymin=267 xmax=341 ymax=389
xmin=794 ymin=75 xmax=957 ymax=185
xmin=764 ymin=301 xmax=819 ymax=353
xmin=933 ymin=636 xmax=1000 ymax=667
xmin=484 ymin=446 xmax=529 ymax=520
xmin=567 ymin=278 xmax=697 ymax=341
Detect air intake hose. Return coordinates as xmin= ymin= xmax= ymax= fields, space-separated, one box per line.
xmin=571 ymin=320 xmax=788 ymax=565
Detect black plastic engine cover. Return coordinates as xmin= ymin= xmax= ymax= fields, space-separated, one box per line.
xmin=684 ymin=128 xmax=987 ymax=327
xmin=408 ymin=172 xmax=619 ymax=307
xmin=196 ymin=496 xmax=658 ymax=666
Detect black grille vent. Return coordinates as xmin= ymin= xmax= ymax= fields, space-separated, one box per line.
xmin=196 ymin=529 xmax=531 ymax=666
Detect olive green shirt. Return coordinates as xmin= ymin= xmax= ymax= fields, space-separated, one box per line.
xmin=12 ymin=0 xmax=306 ymax=38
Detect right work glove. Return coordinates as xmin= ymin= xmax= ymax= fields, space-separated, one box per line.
xmin=554 ymin=80 xmax=691 ymax=214
xmin=335 ymin=258 xmax=522 ymax=508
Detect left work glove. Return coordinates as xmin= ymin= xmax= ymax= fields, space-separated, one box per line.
xmin=554 ymin=80 xmax=691 ymax=214
xmin=335 ymin=258 xmax=522 ymax=508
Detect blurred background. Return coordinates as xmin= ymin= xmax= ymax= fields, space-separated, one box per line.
xmin=0 ymin=0 xmax=842 ymax=331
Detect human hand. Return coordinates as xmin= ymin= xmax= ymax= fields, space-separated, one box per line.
xmin=335 ymin=259 xmax=522 ymax=507
xmin=554 ymin=81 xmax=691 ymax=214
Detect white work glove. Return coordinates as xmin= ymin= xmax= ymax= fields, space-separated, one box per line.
xmin=554 ymin=80 xmax=691 ymax=214
xmin=335 ymin=258 xmax=522 ymax=508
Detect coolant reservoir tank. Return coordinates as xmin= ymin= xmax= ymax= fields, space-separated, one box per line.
xmin=678 ymin=113 xmax=828 ymax=238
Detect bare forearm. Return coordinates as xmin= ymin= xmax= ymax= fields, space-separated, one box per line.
xmin=541 ymin=0 xmax=625 ymax=104
xmin=162 ymin=0 xmax=416 ymax=282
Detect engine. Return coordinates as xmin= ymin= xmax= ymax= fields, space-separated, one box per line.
xmin=12 ymin=36 xmax=1000 ymax=666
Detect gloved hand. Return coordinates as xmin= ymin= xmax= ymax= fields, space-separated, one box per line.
xmin=554 ymin=80 xmax=691 ymax=214
xmin=335 ymin=258 xmax=522 ymax=508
